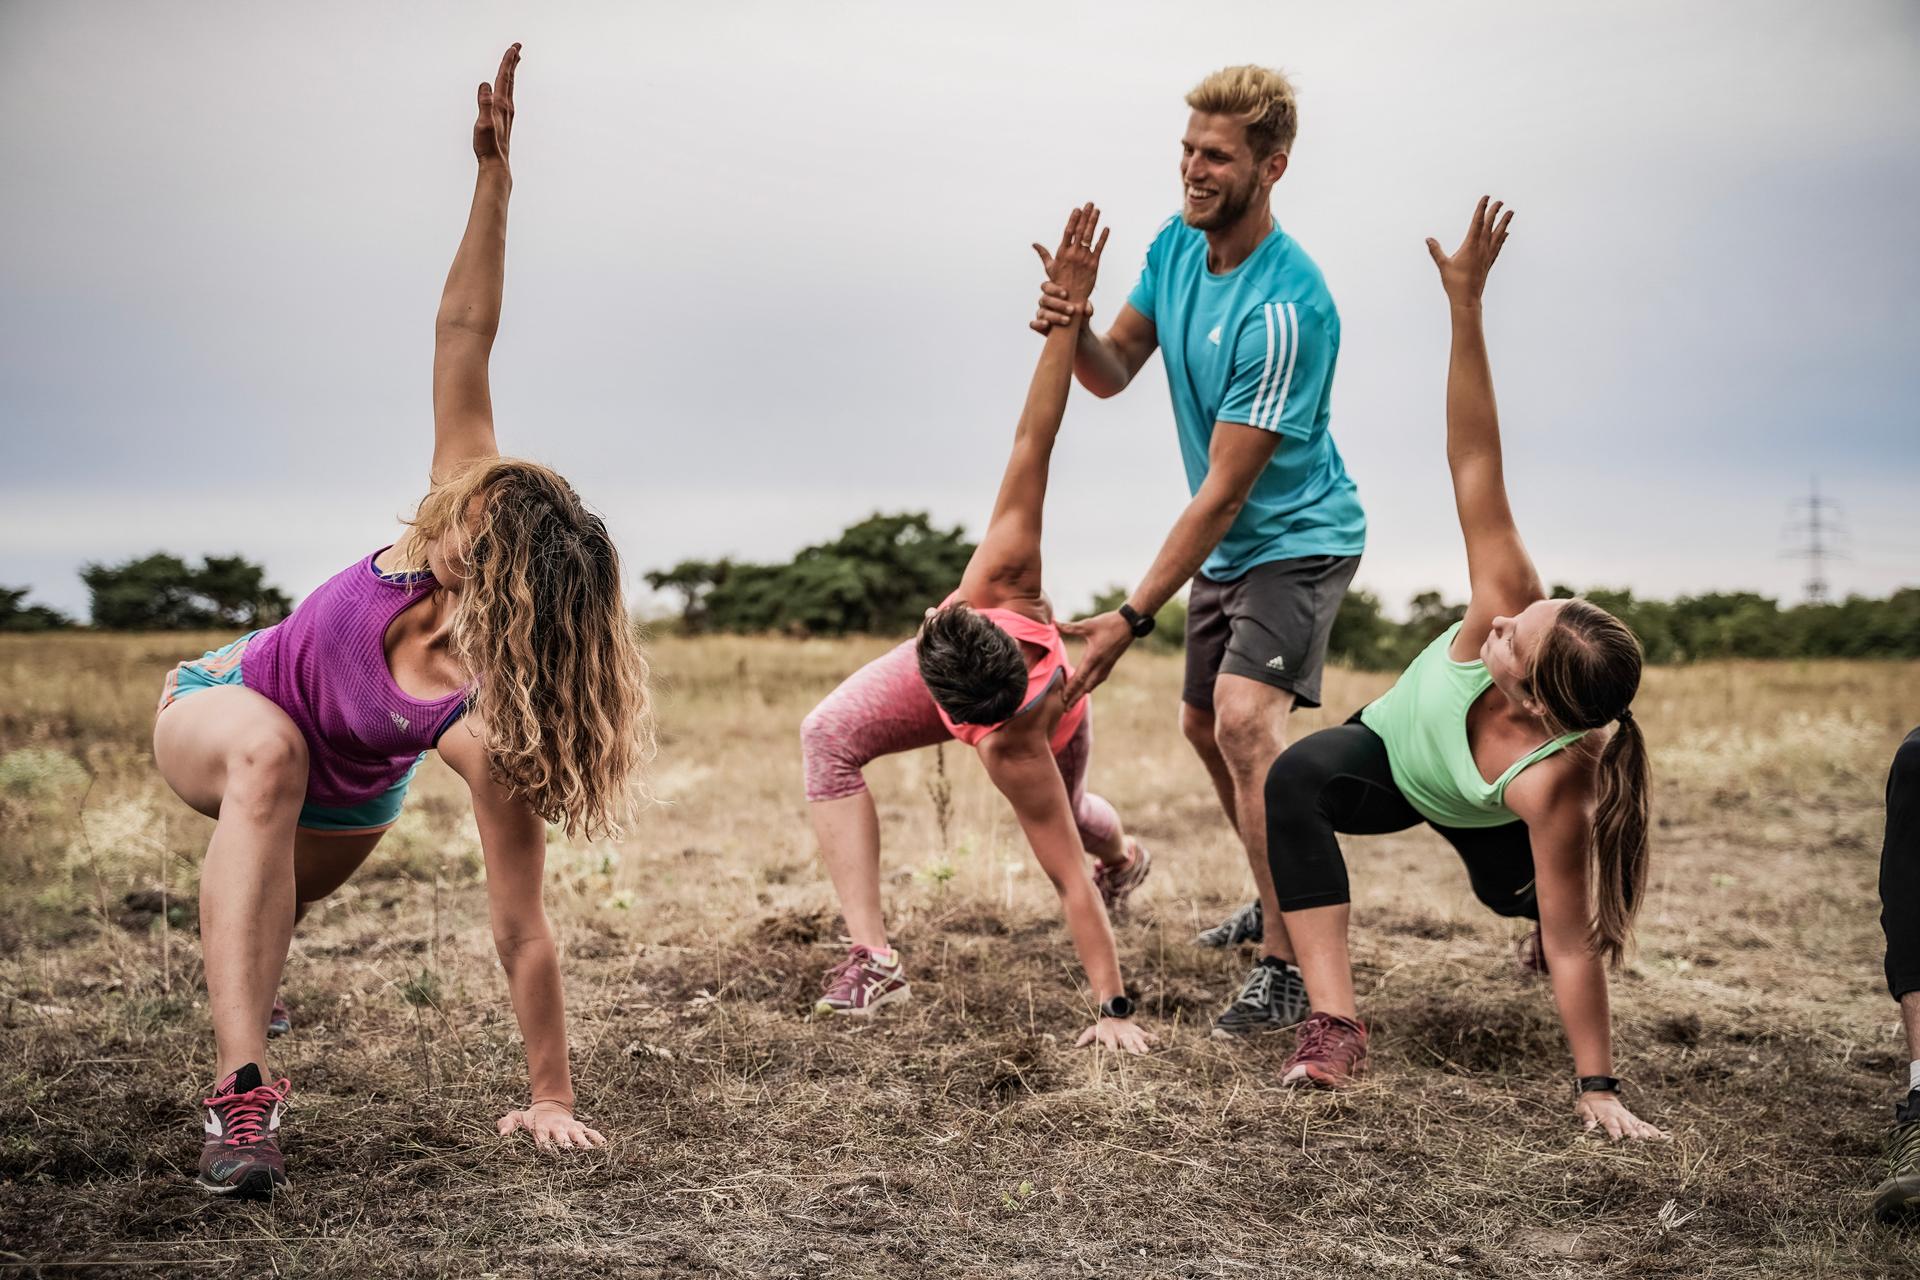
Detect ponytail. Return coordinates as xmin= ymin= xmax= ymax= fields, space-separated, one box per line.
xmin=1588 ymin=709 xmax=1650 ymax=968
xmin=1529 ymin=598 xmax=1652 ymax=968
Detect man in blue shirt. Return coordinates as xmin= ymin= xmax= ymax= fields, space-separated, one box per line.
xmin=1037 ymin=65 xmax=1366 ymax=1038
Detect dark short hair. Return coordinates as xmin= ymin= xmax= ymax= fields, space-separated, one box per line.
xmin=916 ymin=603 xmax=1027 ymax=726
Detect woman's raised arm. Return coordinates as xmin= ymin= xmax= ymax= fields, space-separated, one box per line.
xmin=430 ymin=43 xmax=520 ymax=487
xmin=957 ymin=205 xmax=1108 ymax=608
xmin=1426 ymin=197 xmax=1543 ymax=660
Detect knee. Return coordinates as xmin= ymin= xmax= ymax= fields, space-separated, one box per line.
xmin=1213 ymin=704 xmax=1282 ymax=776
xmin=1179 ymin=704 xmax=1218 ymax=756
xmin=1263 ymin=749 xmax=1318 ymax=829
xmin=225 ymin=729 xmax=307 ymax=815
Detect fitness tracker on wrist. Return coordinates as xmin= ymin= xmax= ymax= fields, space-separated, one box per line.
xmin=1575 ymin=1075 xmax=1623 ymax=1097
xmin=1099 ymin=995 xmax=1135 ymax=1020
xmin=1117 ymin=603 xmax=1155 ymax=638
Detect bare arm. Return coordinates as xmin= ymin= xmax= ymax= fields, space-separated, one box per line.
xmin=958 ymin=205 xmax=1109 ymax=608
xmin=1059 ymin=422 xmax=1279 ymax=703
xmin=430 ymin=44 xmax=520 ymax=487
xmin=1509 ymin=759 xmax=1667 ymax=1142
xmin=1426 ymin=197 xmax=1545 ymax=660
xmin=439 ymin=721 xmax=606 ymax=1151
xmin=1034 ymin=283 xmax=1158 ymax=399
xmin=977 ymin=724 xmax=1154 ymax=1055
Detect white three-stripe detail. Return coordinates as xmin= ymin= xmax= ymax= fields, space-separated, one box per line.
xmin=1266 ymin=302 xmax=1301 ymax=429
xmin=1248 ymin=303 xmax=1280 ymax=428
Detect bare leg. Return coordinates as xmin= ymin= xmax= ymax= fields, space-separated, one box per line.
xmin=1211 ymin=674 xmax=1297 ymax=963
xmin=1180 ymin=703 xmax=1241 ymax=837
xmin=810 ymin=793 xmax=889 ymax=951
xmin=1903 ymin=992 xmax=1920 ymax=1074
xmin=154 ymin=686 xmax=310 ymax=1079
xmin=1279 ymin=903 xmax=1359 ymax=1022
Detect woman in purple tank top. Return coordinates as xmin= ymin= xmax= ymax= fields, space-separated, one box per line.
xmin=151 ymin=45 xmax=653 ymax=1197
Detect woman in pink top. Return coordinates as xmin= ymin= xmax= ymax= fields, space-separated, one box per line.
xmin=151 ymin=46 xmax=652 ymax=1197
xmin=802 ymin=207 xmax=1154 ymax=1054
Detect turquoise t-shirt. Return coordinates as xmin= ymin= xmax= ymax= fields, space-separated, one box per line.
xmin=1126 ymin=215 xmax=1366 ymax=579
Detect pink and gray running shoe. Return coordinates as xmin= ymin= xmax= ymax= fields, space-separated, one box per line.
xmin=197 ymin=1062 xmax=291 ymax=1197
xmin=812 ymin=945 xmax=910 ymax=1017
xmin=1093 ymin=839 xmax=1153 ymax=917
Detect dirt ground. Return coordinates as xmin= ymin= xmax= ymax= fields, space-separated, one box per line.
xmin=1 ymin=632 xmax=1916 ymax=1277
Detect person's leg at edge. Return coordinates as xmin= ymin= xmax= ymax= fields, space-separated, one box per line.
xmin=1875 ymin=727 xmax=1920 ymax=1218
xmin=153 ymin=686 xmax=309 ymax=1080
xmin=1211 ymin=673 xmax=1298 ymax=962
xmin=800 ymin=639 xmax=949 ymax=954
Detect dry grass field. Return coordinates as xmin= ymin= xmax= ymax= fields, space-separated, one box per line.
xmin=1 ymin=631 xmax=1916 ymax=1277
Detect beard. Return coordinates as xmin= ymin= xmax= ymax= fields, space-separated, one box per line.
xmin=1182 ymin=168 xmax=1262 ymax=231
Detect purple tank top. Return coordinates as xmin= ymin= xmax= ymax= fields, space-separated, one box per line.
xmin=242 ymin=550 xmax=471 ymax=807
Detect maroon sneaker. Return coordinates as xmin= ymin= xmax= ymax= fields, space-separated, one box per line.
xmin=1093 ymin=839 xmax=1153 ymax=917
xmin=197 ymin=1063 xmax=291 ymax=1197
xmin=267 ymin=996 xmax=291 ymax=1039
xmin=812 ymin=945 xmax=910 ymax=1017
xmin=1281 ymin=1012 xmax=1369 ymax=1088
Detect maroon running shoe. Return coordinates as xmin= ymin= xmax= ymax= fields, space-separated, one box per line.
xmin=267 ymin=996 xmax=291 ymax=1039
xmin=1093 ymin=839 xmax=1153 ymax=917
xmin=197 ymin=1063 xmax=291 ymax=1197
xmin=1281 ymin=1012 xmax=1369 ymax=1088
xmin=812 ymin=945 xmax=910 ymax=1017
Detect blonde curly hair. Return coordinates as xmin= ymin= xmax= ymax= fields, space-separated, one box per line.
xmin=1186 ymin=64 xmax=1299 ymax=157
xmin=396 ymin=457 xmax=652 ymax=840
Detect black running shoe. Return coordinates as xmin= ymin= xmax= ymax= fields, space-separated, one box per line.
xmin=1873 ymin=1089 xmax=1920 ymax=1222
xmin=1195 ymin=900 xmax=1262 ymax=949
xmin=1210 ymin=957 xmax=1310 ymax=1038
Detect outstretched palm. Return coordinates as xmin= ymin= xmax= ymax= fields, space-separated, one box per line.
xmin=1032 ymin=203 xmax=1109 ymax=309
xmin=473 ymin=43 xmax=520 ymax=168
xmin=1427 ymin=195 xmax=1513 ymax=304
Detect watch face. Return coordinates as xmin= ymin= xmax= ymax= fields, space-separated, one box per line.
xmin=1103 ymin=996 xmax=1135 ymax=1019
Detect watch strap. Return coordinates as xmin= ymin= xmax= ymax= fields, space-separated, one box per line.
xmin=1575 ymin=1074 xmax=1623 ymax=1096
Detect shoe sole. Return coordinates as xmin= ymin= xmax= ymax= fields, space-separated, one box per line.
xmin=811 ymin=985 xmax=911 ymax=1018
xmin=1873 ymin=1173 xmax=1920 ymax=1222
xmin=196 ymin=1169 xmax=288 ymax=1199
xmin=1286 ymin=1062 xmax=1365 ymax=1089
xmin=266 ymin=1023 xmax=290 ymax=1039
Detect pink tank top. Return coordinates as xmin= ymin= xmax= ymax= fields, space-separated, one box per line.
xmin=933 ymin=594 xmax=1087 ymax=754
xmin=241 ymin=550 xmax=472 ymax=807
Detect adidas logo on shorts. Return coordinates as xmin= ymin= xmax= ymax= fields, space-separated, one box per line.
xmin=1266 ymin=655 xmax=1287 ymax=671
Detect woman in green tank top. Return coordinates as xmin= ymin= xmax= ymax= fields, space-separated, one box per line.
xmin=1258 ymin=198 xmax=1665 ymax=1142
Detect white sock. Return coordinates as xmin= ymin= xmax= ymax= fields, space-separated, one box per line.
xmin=870 ymin=946 xmax=896 ymax=967
xmin=1908 ymin=1060 xmax=1920 ymax=1094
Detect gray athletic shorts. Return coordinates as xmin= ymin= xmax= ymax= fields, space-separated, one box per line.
xmin=1182 ymin=554 xmax=1361 ymax=712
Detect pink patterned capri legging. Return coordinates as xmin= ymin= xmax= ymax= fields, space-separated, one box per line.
xmin=800 ymin=638 xmax=1121 ymax=850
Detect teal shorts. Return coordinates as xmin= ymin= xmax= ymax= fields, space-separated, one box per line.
xmin=158 ymin=633 xmax=422 ymax=834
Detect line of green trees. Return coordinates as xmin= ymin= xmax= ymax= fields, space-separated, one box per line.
xmin=1 ymin=554 xmax=292 ymax=632
xmin=645 ymin=512 xmax=1919 ymax=667
xmin=7 ymin=517 xmax=1916 ymax=665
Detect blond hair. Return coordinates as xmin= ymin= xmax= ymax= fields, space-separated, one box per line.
xmin=1186 ymin=65 xmax=1299 ymax=157
xmin=397 ymin=457 xmax=653 ymax=840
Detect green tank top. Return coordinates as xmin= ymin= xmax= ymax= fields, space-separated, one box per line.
xmin=1358 ymin=622 xmax=1586 ymax=829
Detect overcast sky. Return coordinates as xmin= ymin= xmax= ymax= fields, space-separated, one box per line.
xmin=3 ymin=1 xmax=1916 ymax=621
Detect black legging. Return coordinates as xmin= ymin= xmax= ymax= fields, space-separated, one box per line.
xmin=1882 ymin=727 xmax=1920 ymax=1001
xmin=1265 ymin=716 xmax=1540 ymax=919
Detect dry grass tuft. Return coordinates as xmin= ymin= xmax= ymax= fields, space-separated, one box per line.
xmin=0 ymin=633 xmax=1916 ymax=1276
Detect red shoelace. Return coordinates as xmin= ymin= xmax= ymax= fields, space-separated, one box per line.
xmin=204 ymin=1079 xmax=291 ymax=1146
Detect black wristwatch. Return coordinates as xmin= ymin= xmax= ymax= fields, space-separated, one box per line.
xmin=1575 ymin=1075 xmax=1623 ymax=1097
xmin=1099 ymin=995 xmax=1135 ymax=1020
xmin=1117 ymin=602 xmax=1155 ymax=638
